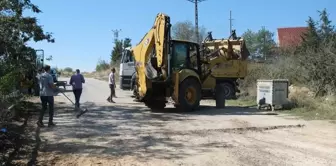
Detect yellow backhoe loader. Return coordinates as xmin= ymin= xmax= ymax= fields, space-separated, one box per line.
xmin=131 ymin=13 xmax=249 ymax=111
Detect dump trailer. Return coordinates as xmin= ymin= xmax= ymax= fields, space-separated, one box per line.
xmin=131 ymin=13 xmax=249 ymax=111
xmin=197 ymin=31 xmax=250 ymax=99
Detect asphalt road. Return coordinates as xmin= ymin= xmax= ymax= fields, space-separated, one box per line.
xmin=58 ymin=77 xmax=134 ymax=105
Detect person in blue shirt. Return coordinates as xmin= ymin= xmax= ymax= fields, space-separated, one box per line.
xmin=69 ymin=69 xmax=85 ymax=109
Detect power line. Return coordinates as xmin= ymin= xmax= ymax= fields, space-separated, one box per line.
xmin=187 ymin=0 xmax=207 ymax=43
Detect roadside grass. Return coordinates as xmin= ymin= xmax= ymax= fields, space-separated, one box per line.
xmin=282 ymin=108 xmax=336 ymax=121
xmin=230 ymin=94 xmax=336 ymax=121
xmin=282 ymin=100 xmax=336 ymax=121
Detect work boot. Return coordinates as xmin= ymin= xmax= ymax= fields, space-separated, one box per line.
xmin=48 ymin=122 xmax=56 ymax=127
xmin=36 ymin=121 xmax=45 ymax=127
xmin=133 ymin=98 xmax=141 ymax=102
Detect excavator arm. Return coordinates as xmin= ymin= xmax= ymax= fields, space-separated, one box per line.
xmin=131 ymin=13 xmax=171 ymax=99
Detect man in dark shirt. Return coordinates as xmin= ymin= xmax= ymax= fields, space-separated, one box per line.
xmin=69 ymin=69 xmax=85 ymax=109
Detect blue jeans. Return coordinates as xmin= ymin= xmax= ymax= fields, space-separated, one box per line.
xmin=39 ymin=96 xmax=54 ymax=123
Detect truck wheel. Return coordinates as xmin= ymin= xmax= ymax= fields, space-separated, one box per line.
xmin=222 ymin=82 xmax=235 ymax=99
xmin=215 ymin=83 xmax=226 ymax=108
xmin=144 ymin=99 xmax=166 ymax=111
xmin=176 ymin=78 xmax=201 ymax=112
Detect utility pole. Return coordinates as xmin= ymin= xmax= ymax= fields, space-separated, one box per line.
xmin=187 ymin=0 xmax=206 ymax=43
xmin=229 ymin=10 xmax=234 ymax=35
xmin=112 ymin=29 xmax=122 ymax=43
xmin=262 ymin=26 xmax=266 ymax=61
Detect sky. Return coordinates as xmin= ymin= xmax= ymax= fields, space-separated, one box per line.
xmin=26 ymin=0 xmax=335 ymax=72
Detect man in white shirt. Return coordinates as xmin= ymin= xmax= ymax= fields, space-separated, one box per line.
xmin=107 ymin=68 xmax=116 ymax=103
xmin=37 ymin=65 xmax=56 ymax=127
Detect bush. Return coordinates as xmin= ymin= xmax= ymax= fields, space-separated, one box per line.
xmin=95 ymin=59 xmax=110 ymax=72
xmin=63 ymin=67 xmax=73 ymax=73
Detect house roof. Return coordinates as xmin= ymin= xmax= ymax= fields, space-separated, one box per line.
xmin=277 ymin=27 xmax=308 ymax=48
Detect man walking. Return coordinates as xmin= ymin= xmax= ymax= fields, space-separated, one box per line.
xmin=107 ymin=68 xmax=116 ymax=103
xmin=69 ymin=69 xmax=85 ymax=109
xmin=37 ymin=65 xmax=56 ymax=127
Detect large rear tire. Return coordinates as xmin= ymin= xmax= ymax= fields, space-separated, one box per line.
xmin=175 ymin=78 xmax=201 ymax=112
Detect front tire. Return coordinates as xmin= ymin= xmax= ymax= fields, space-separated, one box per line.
xmin=175 ymin=78 xmax=201 ymax=112
xmin=215 ymin=83 xmax=226 ymax=108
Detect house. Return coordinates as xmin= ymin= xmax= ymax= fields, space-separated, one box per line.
xmin=277 ymin=27 xmax=308 ymax=48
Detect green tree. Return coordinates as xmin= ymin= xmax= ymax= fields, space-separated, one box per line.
xmin=257 ymin=27 xmax=277 ymax=57
xmin=95 ymin=59 xmax=110 ymax=72
xmin=111 ymin=39 xmax=123 ymax=64
xmin=0 ymin=0 xmax=54 ymax=94
xmin=172 ymin=20 xmax=207 ymax=43
xmin=296 ymin=8 xmax=336 ymax=96
xmin=63 ymin=67 xmax=73 ymax=73
xmin=301 ymin=17 xmax=320 ymax=50
xmin=241 ymin=29 xmax=258 ymax=56
xmin=110 ymin=37 xmax=132 ymax=64
xmin=318 ymin=8 xmax=335 ymax=39
xmin=242 ymin=27 xmax=276 ymax=59
xmin=301 ymin=8 xmax=335 ymax=51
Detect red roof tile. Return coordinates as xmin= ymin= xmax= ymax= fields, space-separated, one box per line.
xmin=277 ymin=27 xmax=308 ymax=48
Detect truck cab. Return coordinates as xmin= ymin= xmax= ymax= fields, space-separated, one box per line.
xmin=50 ymin=68 xmax=58 ymax=82
xmin=119 ymin=47 xmax=135 ymax=90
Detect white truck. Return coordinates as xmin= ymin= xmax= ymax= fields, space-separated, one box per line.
xmin=119 ymin=47 xmax=136 ymax=90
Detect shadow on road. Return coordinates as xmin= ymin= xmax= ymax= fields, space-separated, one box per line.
xmin=154 ymin=105 xmax=278 ymax=116
xmin=36 ymin=99 xmax=280 ymax=163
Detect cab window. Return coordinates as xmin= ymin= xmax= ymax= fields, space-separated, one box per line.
xmin=171 ymin=43 xmax=188 ymax=69
xmin=121 ymin=50 xmax=134 ymax=63
xmin=50 ymin=69 xmax=56 ymax=74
